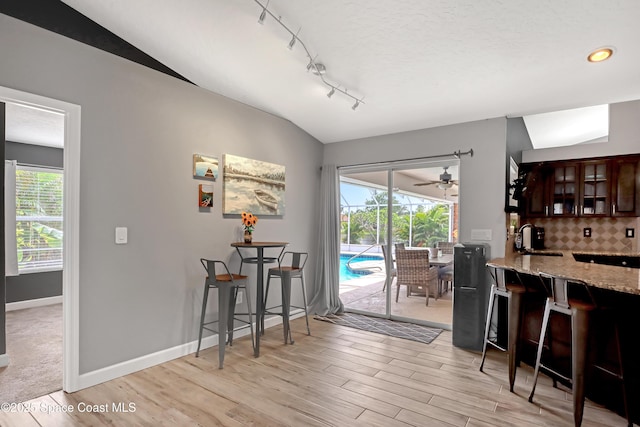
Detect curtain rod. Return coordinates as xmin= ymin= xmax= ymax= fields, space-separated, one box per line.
xmin=336 ymin=149 xmax=474 ymax=170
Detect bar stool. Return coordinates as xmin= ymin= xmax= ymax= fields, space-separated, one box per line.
xmin=262 ymin=251 xmax=310 ymax=344
xmin=528 ymin=272 xmax=631 ymax=427
xmin=196 ymin=259 xmax=255 ymax=369
xmin=479 ymin=263 xmax=531 ymax=392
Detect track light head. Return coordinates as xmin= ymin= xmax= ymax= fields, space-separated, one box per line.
xmin=352 ymin=100 xmax=360 ymax=111
xmin=327 ymin=88 xmax=335 ymax=98
xmin=258 ymin=8 xmax=267 ymax=24
xmin=287 ymin=35 xmax=296 ymax=50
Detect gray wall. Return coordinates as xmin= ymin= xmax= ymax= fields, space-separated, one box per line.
xmin=5 ymin=141 xmax=64 ymax=303
xmin=506 ymin=117 xmax=533 ymax=165
xmin=0 ymin=14 xmax=323 ymax=373
xmin=5 ymin=140 xmax=63 ymax=168
xmin=324 ymin=118 xmax=509 ymax=258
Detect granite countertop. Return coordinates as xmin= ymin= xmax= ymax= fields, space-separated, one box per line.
xmin=489 ymin=250 xmax=640 ymax=295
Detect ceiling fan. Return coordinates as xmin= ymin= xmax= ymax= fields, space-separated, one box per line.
xmin=414 ymin=166 xmax=459 ymax=189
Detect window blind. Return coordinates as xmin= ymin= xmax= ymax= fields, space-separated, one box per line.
xmin=15 ymin=165 xmax=63 ymax=272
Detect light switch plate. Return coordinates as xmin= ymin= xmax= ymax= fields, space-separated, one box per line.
xmin=471 ymin=229 xmax=492 ymax=241
xmin=626 ymin=228 xmax=635 ymax=238
xmin=115 ymin=227 xmax=128 ymax=244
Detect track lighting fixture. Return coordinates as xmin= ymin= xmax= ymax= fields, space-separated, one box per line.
xmin=287 ymin=35 xmax=296 ymax=50
xmin=258 ymin=0 xmax=269 ymax=24
xmin=253 ymin=0 xmax=364 ymax=111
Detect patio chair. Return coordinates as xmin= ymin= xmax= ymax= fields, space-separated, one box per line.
xmin=436 ymin=241 xmax=455 ymax=293
xmin=394 ymin=244 xmax=439 ymax=306
xmin=381 ymin=244 xmax=396 ymax=291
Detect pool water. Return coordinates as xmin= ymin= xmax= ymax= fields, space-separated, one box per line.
xmin=339 ymin=253 xmax=383 ymax=282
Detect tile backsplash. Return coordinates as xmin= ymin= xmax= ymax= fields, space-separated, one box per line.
xmin=531 ymin=217 xmax=639 ymax=252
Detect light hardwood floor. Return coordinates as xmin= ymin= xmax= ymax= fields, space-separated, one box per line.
xmin=0 ymin=317 xmax=631 ymax=427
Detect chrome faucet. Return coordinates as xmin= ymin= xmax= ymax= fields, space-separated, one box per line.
xmin=518 ymin=224 xmax=533 ymax=250
xmin=518 ymin=223 xmax=533 ymax=234
xmin=515 ymin=223 xmax=533 ymax=251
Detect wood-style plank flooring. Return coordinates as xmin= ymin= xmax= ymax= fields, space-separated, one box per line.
xmin=0 ymin=317 xmax=631 ymax=426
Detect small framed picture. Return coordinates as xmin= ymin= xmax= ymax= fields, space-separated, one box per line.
xmin=199 ymin=184 xmax=214 ymax=207
xmin=193 ymin=154 xmax=219 ymax=179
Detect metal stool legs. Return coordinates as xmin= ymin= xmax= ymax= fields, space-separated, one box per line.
xmin=263 ymin=267 xmax=311 ymax=344
xmin=480 ymin=264 xmax=525 ymax=392
xmin=528 ymin=298 xmax=593 ymax=427
xmin=479 ymin=283 xmax=524 ymax=392
xmin=196 ymin=259 xmax=255 ymax=369
xmin=528 ymin=273 xmax=607 ymax=427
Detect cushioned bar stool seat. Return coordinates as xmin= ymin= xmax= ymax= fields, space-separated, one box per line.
xmin=262 ymin=251 xmax=310 ymax=344
xmin=480 ymin=263 xmax=536 ymax=392
xmin=528 ymin=272 xmax=632 ymax=427
xmin=196 ymin=259 xmax=255 ymax=369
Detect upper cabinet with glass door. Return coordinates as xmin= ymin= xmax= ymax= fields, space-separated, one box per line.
xmin=520 ymin=154 xmax=640 ymax=218
xmin=580 ymin=160 xmax=609 ymax=217
xmin=551 ymin=162 xmax=578 ymax=217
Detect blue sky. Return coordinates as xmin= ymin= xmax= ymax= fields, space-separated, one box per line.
xmin=340 ymin=181 xmax=441 ymax=211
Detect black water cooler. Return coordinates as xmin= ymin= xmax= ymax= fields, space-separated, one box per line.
xmin=452 ymin=243 xmax=491 ymax=351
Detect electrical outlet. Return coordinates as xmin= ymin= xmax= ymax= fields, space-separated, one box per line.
xmin=626 ymin=228 xmax=635 ymax=238
xmin=583 ymin=227 xmax=591 ymax=238
xmin=236 ymin=292 xmax=242 ymax=305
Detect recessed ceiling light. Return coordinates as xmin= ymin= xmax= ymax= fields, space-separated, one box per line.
xmin=588 ymin=47 xmax=614 ymax=63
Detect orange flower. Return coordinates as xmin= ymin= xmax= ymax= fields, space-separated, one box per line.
xmin=241 ymin=212 xmax=258 ymax=232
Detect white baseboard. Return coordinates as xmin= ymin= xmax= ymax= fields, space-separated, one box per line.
xmin=6 ymin=296 xmax=63 ymax=312
xmin=76 ymin=309 xmax=305 ymax=392
xmin=0 ymin=353 xmax=9 ymax=368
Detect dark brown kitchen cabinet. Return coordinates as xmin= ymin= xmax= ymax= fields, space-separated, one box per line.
xmin=521 ymin=163 xmax=551 ymax=217
xmin=550 ymin=162 xmax=579 ymax=217
xmin=611 ymin=157 xmax=640 ymax=216
xmin=519 ymin=154 xmax=640 ymax=219
xmin=579 ymin=160 xmax=609 ymax=217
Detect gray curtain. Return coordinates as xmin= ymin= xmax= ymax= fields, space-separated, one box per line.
xmin=309 ymin=164 xmax=343 ymax=315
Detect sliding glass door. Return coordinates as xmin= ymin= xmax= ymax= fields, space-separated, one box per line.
xmin=338 ymin=161 xmax=459 ymax=327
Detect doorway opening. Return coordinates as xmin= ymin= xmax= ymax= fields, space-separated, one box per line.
xmin=1 ymin=86 xmax=81 ymax=396
xmin=338 ymin=160 xmax=460 ymax=328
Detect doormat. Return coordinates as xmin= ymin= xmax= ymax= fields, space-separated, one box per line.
xmin=314 ymin=313 xmax=442 ymax=345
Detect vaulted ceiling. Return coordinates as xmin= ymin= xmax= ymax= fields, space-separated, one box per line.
xmin=3 ymin=0 xmax=640 ymax=145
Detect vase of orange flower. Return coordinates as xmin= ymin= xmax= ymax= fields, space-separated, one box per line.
xmin=241 ymin=211 xmax=258 ymax=243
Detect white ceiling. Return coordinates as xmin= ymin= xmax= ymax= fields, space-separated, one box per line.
xmin=13 ymin=0 xmax=640 ymax=146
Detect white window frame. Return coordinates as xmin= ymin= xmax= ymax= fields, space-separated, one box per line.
xmin=15 ymin=164 xmax=64 ymax=274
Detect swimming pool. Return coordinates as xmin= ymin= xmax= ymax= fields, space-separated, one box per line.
xmin=339 ymin=253 xmax=383 ymax=282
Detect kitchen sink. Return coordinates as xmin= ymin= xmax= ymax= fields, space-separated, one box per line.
xmin=572 ymin=253 xmax=640 ymax=268
xmin=522 ymin=251 xmax=563 ymax=257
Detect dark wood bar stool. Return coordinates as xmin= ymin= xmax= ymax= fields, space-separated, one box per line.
xmin=479 ymin=263 xmax=532 ymax=392
xmin=196 ymin=259 xmax=255 ymax=369
xmin=528 ymin=272 xmax=632 ymax=427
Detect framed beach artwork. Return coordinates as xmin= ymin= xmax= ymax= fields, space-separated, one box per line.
xmin=223 ymin=154 xmax=285 ymax=216
xmin=193 ymin=154 xmax=219 ymax=179
xmin=199 ymin=184 xmax=214 ymax=207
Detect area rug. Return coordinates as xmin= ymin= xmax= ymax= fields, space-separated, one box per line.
xmin=314 ymin=313 xmax=442 ymax=344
